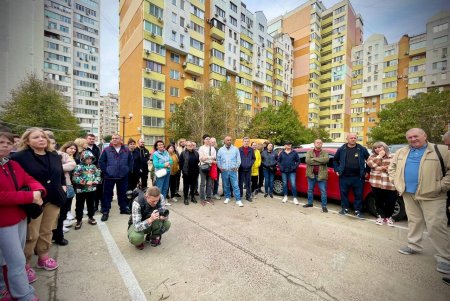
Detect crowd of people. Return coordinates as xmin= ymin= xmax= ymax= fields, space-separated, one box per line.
xmin=0 ymin=126 xmax=449 ymax=300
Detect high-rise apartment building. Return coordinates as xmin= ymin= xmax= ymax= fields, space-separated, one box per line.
xmin=119 ymin=0 xmax=292 ymax=145
xmin=0 ymin=0 xmax=100 ymax=135
xmin=268 ymin=0 xmax=363 ymax=141
xmin=99 ymin=93 xmax=119 ymax=141
xmin=349 ymin=11 xmax=449 ymax=144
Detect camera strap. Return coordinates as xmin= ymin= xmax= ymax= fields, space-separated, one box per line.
xmin=7 ymin=163 xmax=19 ymax=191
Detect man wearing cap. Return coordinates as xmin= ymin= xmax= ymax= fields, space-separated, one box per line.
xmin=278 ymin=141 xmax=300 ymax=205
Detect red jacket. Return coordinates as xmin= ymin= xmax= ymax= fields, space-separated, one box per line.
xmin=0 ymin=160 xmax=46 ymax=227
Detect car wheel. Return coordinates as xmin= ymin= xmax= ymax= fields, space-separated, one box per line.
xmin=273 ymin=178 xmax=284 ymax=196
xmin=392 ymin=197 xmax=406 ymax=221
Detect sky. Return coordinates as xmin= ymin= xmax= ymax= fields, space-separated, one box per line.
xmin=99 ymin=0 xmax=450 ymax=95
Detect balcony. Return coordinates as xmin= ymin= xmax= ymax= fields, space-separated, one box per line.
xmin=184 ymin=62 xmax=203 ymax=76
xmin=210 ymin=26 xmax=225 ymax=40
xmin=184 ymin=79 xmax=203 ymax=91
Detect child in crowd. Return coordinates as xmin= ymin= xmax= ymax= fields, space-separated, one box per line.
xmin=72 ymin=150 xmax=101 ymax=229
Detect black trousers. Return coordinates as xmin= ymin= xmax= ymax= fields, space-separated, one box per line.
xmin=128 ymin=172 xmax=141 ymax=191
xmin=52 ymin=197 xmax=72 ymax=242
xmin=239 ymin=170 xmax=252 ymax=199
xmin=258 ymin=165 xmax=264 ymax=190
xmin=140 ymin=168 xmax=149 ymax=189
xmin=168 ymin=173 xmax=179 ymax=198
xmin=372 ymin=186 xmax=398 ymax=218
xmin=183 ymin=173 xmax=198 ymax=199
xmin=251 ymin=175 xmax=259 ymax=193
xmin=75 ymin=191 xmax=96 ymax=221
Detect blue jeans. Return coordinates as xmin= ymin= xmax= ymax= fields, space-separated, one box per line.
xmin=0 ymin=219 xmax=36 ymax=301
xmin=155 ymin=173 xmax=170 ymax=199
xmin=238 ymin=170 xmax=252 ymax=199
xmin=102 ymin=177 xmax=129 ymax=213
xmin=263 ymin=168 xmax=274 ymax=194
xmin=282 ymin=172 xmax=297 ymax=197
xmin=339 ymin=176 xmax=364 ymax=211
xmin=221 ymin=170 xmax=241 ymax=201
xmin=307 ymin=175 xmax=327 ymax=206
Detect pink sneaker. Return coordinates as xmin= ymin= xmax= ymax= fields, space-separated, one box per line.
xmin=386 ymin=217 xmax=395 ymax=227
xmin=36 ymin=256 xmax=58 ymax=271
xmin=25 ymin=264 xmax=37 ymax=283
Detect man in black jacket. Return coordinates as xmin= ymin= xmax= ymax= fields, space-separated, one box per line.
xmin=179 ymin=141 xmax=200 ymax=205
xmin=238 ymin=137 xmax=255 ymax=202
xmin=137 ymin=139 xmax=150 ymax=189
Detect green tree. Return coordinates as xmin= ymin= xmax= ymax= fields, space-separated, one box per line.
xmin=246 ymin=103 xmax=327 ymax=145
xmin=167 ymin=81 xmax=245 ymax=142
xmin=369 ymin=89 xmax=450 ymax=144
xmin=0 ymin=74 xmax=83 ymax=143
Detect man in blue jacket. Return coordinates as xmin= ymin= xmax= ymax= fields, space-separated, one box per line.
xmin=99 ymin=134 xmax=133 ymax=221
xmin=278 ymin=141 xmax=300 ymax=205
xmin=238 ymin=137 xmax=255 ymax=202
xmin=333 ymin=133 xmax=370 ymax=218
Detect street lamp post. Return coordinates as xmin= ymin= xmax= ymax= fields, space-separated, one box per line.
xmin=116 ymin=113 xmax=133 ymax=142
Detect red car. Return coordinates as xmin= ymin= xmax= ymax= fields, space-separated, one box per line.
xmin=273 ymin=148 xmax=406 ymax=221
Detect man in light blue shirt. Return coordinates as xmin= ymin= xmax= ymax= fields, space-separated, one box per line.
xmin=404 ymin=143 xmax=427 ymax=193
xmin=217 ymin=136 xmax=243 ymax=207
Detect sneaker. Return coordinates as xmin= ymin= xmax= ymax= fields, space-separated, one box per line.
xmin=174 ymin=193 xmax=182 ymax=197
xmin=184 ymin=199 xmax=189 ymax=205
xmin=191 ymin=198 xmax=198 ymax=204
xmin=74 ymin=221 xmax=82 ymax=230
xmin=66 ymin=212 xmax=75 ymax=220
xmin=398 ymin=246 xmax=419 ymax=255
xmin=62 ymin=226 xmax=70 ymax=233
xmin=63 ymin=220 xmax=72 ymax=227
xmin=443 ymin=277 xmax=450 ymax=286
xmin=355 ymin=211 xmax=364 ymax=219
xmin=135 ymin=243 xmax=145 ymax=250
xmin=375 ymin=216 xmax=384 ymax=226
xmin=282 ymin=196 xmax=288 ymax=203
xmin=172 ymin=197 xmax=178 ymax=203
xmin=269 ymin=194 xmax=273 ymax=198
xmin=88 ymin=218 xmax=97 ymax=225
xmin=386 ymin=217 xmax=395 ymax=227
xmin=437 ymin=261 xmax=450 ymax=274
xmin=25 ymin=264 xmax=37 ymax=283
xmin=293 ymin=198 xmax=299 ymax=205
xmin=264 ymin=193 xmax=268 ymax=198
xmin=150 ymin=237 xmax=161 ymax=247
xmin=303 ymin=204 xmax=313 ymax=208
xmin=322 ymin=207 xmax=328 ymax=213
xmin=339 ymin=208 xmax=349 ymax=215
xmin=37 ymin=256 xmax=59 ymax=271
xmin=224 ymin=198 xmax=230 ymax=204
xmin=165 ymin=202 xmax=172 ymax=206
xmin=101 ymin=213 xmax=109 ymax=221
xmin=236 ymin=200 xmax=244 ymax=207
xmin=213 ymin=194 xmax=221 ymax=200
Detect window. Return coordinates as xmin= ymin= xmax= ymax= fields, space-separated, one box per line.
xmin=230 ymin=16 xmax=237 ymax=27
xmin=432 ymin=61 xmax=447 ymax=70
xmin=230 ymin=2 xmax=237 ymax=13
xmin=180 ymin=17 xmax=185 ymax=27
xmin=190 ymin=22 xmax=204 ymax=34
xmin=169 ymin=104 xmax=176 ymax=113
xmin=332 ymin=84 xmax=343 ymax=91
xmin=433 ymin=23 xmax=448 ymax=33
xmin=187 ymin=54 xmax=204 ymax=66
xmin=149 ymin=3 xmax=163 ymax=18
xmin=408 ymin=64 xmax=425 ymax=73
xmin=215 ymin=6 xmax=225 ymax=18
xmin=143 ymin=116 xmax=165 ymax=128
xmin=383 ymin=59 xmax=398 ymax=67
xmin=259 ymin=23 xmax=264 ymax=31
xmin=211 ymin=49 xmax=224 ymax=60
xmin=382 ymin=81 xmax=397 ymax=89
xmin=190 ymin=38 xmax=204 ymax=51
xmin=171 ymin=0 xmax=177 ymax=5
xmin=144 ymin=78 xmax=164 ymax=91
xmin=170 ymin=70 xmax=180 ymax=80
xmin=172 ymin=13 xmax=177 ymax=23
xmin=170 ymin=87 xmax=179 ymax=97
xmin=143 ymin=97 xmax=164 ymax=109
xmin=144 ymin=40 xmax=166 ymax=56
xmin=210 ymin=64 xmax=226 ymax=75
xmin=410 ymin=41 xmax=426 ymax=50
xmin=145 ymin=60 xmax=163 ymax=73
xmin=171 ymin=31 xmax=177 ymax=42
xmin=334 ymin=5 xmax=345 ymax=14
xmin=433 ymin=36 xmax=448 ymax=45
xmin=190 ymin=5 xmax=204 ymax=19
xmin=144 ymin=21 xmax=162 ymax=36
xmin=171 ymin=53 xmax=180 ymax=63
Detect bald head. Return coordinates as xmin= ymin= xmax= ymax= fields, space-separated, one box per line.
xmin=346 ymin=133 xmax=357 ymax=147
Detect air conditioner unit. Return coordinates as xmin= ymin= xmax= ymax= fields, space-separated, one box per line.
xmin=145 ymin=49 xmax=150 ymax=54
xmin=186 ymin=24 xmax=190 ymax=29
xmin=215 ymin=13 xmax=218 ymax=17
xmin=257 ymin=52 xmax=261 ymax=56
xmin=443 ymin=54 xmax=447 ymax=58
xmin=442 ymin=67 xmax=447 ymax=71
xmin=233 ymin=66 xmax=237 ymax=70
xmin=158 ymin=18 xmax=163 ymax=24
xmin=262 ymin=43 xmax=265 ymax=48
xmin=152 ymin=90 xmax=158 ymax=94
xmin=184 ymin=27 xmax=188 ymax=32
xmin=206 ymin=19 xmax=210 ymax=23
xmin=180 ymin=43 xmax=184 ymax=48
xmin=223 ymin=18 xmax=226 ymax=23
xmin=405 ymin=52 xmax=409 ymax=55
xmin=182 ymin=62 xmax=187 ymax=67
xmin=235 ymin=39 xmax=238 ymax=44
xmin=181 ymin=74 xmax=185 ymax=79
xmin=145 ymin=68 xmax=151 ymax=73
xmin=220 ymin=39 xmax=224 ymax=44
xmin=65 ymin=71 xmax=70 ymax=75
xmin=240 ymin=57 xmax=244 ymax=61
xmin=151 ymin=33 xmax=156 ymax=38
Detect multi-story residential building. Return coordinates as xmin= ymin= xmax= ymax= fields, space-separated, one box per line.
xmin=349 ymin=11 xmax=449 ymax=144
xmin=99 ymin=93 xmax=119 ymax=141
xmin=119 ymin=0 xmax=291 ymax=145
xmin=0 ymin=0 xmax=101 ymax=135
xmin=268 ymin=0 xmax=363 ymax=142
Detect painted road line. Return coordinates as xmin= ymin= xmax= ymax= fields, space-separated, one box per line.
xmin=98 ymin=221 xmax=147 ymax=301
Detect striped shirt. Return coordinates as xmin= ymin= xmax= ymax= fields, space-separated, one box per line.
xmin=366 ymin=154 xmax=395 ymax=190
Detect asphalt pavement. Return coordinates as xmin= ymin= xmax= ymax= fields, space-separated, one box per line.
xmin=31 ymin=186 xmax=450 ymax=301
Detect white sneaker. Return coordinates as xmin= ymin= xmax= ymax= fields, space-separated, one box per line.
xmin=282 ymin=196 xmax=288 ymax=203
xmin=224 ymin=198 xmax=230 ymax=204
xmin=172 ymin=198 xmax=178 ymax=203
xmin=63 ymin=226 xmax=70 ymax=233
xmin=213 ymin=194 xmax=221 ymax=200
xmin=66 ymin=212 xmax=74 ymax=220
xmin=83 ymin=208 xmax=88 ymax=215
xmin=63 ymin=220 xmax=73 ymax=227
xmin=236 ymin=200 xmax=244 ymax=207
xmin=293 ymin=198 xmax=299 ymax=205
xmin=165 ymin=202 xmax=172 ymax=206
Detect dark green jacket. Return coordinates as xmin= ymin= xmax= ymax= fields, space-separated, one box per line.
xmin=305 ymin=149 xmax=329 ymax=181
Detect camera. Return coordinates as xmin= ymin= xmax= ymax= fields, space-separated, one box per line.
xmin=158 ymin=208 xmax=169 ymax=217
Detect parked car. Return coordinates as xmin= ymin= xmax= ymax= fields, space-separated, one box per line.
xmin=273 ymin=148 xmax=406 ymax=221
xmin=388 ymin=144 xmax=408 ymax=154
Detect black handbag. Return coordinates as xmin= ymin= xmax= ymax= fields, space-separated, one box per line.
xmin=7 ymin=163 xmax=43 ymax=220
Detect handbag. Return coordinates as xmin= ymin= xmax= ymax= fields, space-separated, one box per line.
xmin=209 ymin=163 xmax=218 ymax=180
xmin=155 ymin=168 xmax=167 ymax=178
xmin=66 ymin=185 xmax=75 ymax=199
xmin=200 ymin=147 xmax=212 ymax=173
xmin=7 ymin=163 xmax=43 ymax=220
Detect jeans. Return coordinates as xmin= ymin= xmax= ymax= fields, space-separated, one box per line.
xmin=282 ymin=172 xmax=297 ymax=197
xmin=102 ymin=177 xmax=129 ymax=213
xmin=0 ymin=219 xmax=35 ymax=301
xmin=155 ymin=173 xmax=170 ymax=199
xmin=263 ymin=168 xmax=274 ymax=195
xmin=238 ymin=170 xmax=252 ymax=199
xmin=221 ymin=170 xmax=241 ymax=201
xmin=307 ymin=175 xmax=327 ymax=206
xmin=199 ymin=170 xmax=213 ymax=200
xmin=339 ymin=176 xmax=364 ymax=211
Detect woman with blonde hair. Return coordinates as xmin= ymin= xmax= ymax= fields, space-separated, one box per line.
xmin=366 ymin=141 xmax=397 ymax=226
xmin=11 ymin=128 xmax=67 ymax=282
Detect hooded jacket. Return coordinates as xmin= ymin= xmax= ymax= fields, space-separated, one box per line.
xmin=72 ymin=150 xmax=102 ymax=193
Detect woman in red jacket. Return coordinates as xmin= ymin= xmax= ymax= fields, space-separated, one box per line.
xmin=0 ymin=132 xmax=45 ymax=301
